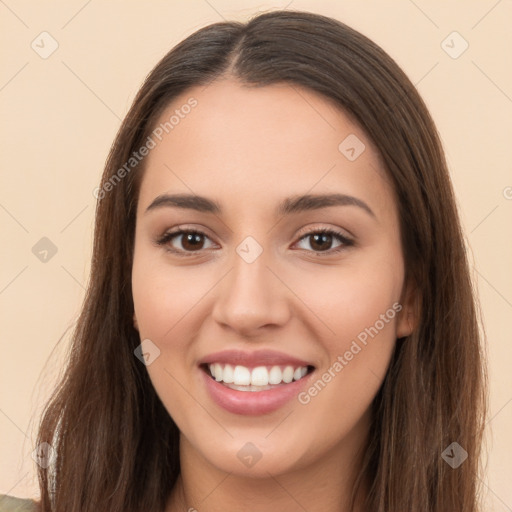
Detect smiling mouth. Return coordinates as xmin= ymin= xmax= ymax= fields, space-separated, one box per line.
xmin=200 ymin=363 xmax=315 ymax=392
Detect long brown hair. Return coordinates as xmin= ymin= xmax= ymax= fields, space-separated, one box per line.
xmin=36 ymin=10 xmax=487 ymax=511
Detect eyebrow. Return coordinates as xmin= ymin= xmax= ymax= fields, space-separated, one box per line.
xmin=145 ymin=192 xmax=375 ymax=218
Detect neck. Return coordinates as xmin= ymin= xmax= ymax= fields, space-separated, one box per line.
xmin=166 ymin=410 xmax=372 ymax=512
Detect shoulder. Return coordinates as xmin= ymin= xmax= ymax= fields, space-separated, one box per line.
xmin=0 ymin=495 xmax=39 ymax=512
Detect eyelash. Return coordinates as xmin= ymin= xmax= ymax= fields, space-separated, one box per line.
xmin=154 ymin=227 xmax=354 ymax=257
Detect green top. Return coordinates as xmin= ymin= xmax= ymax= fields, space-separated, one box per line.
xmin=0 ymin=495 xmax=38 ymax=512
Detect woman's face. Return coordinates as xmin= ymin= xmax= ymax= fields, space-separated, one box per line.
xmin=132 ymin=79 xmax=414 ymax=478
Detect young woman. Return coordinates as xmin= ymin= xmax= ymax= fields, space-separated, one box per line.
xmin=2 ymin=9 xmax=487 ymax=512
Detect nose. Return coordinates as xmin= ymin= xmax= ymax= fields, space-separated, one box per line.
xmin=211 ymin=247 xmax=291 ymax=337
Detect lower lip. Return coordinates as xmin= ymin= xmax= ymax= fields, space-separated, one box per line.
xmin=200 ymin=367 xmax=314 ymax=416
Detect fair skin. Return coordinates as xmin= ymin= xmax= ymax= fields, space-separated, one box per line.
xmin=131 ymin=79 xmax=415 ymax=512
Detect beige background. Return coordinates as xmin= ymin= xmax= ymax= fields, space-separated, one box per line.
xmin=1 ymin=0 xmax=511 ymax=508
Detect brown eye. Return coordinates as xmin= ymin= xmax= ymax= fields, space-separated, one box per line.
xmin=295 ymin=228 xmax=353 ymax=254
xmin=308 ymin=232 xmax=335 ymax=252
xmin=180 ymin=232 xmax=206 ymax=251
xmin=156 ymin=229 xmax=215 ymax=255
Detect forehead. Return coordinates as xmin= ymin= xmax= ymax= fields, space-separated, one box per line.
xmin=137 ymin=79 xmax=394 ymax=218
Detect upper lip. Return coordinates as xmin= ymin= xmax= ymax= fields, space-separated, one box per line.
xmin=199 ymin=349 xmax=314 ymax=368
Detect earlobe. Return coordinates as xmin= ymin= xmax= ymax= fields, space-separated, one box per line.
xmin=133 ymin=312 xmax=139 ymax=331
xmin=396 ymin=279 xmax=420 ymax=338
xmin=396 ymin=309 xmax=416 ymax=338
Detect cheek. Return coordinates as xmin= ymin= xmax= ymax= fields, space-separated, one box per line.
xmin=290 ymin=252 xmax=403 ymax=344
xmin=131 ymin=254 xmax=209 ymax=428
xmin=131 ymin=249 xmax=211 ymax=343
xmin=297 ymin=317 xmax=397 ymax=452
xmin=294 ymin=254 xmax=402 ymax=413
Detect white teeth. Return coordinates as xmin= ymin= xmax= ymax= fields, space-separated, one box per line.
xmin=251 ymin=366 xmax=269 ymax=386
xmin=214 ymin=363 xmax=223 ymax=381
xmin=233 ymin=365 xmax=251 ymax=385
xmin=223 ymin=364 xmax=234 ymax=383
xmin=268 ymin=366 xmax=282 ymax=385
xmin=206 ymin=363 xmax=310 ymax=386
xmin=282 ymin=366 xmax=294 ymax=383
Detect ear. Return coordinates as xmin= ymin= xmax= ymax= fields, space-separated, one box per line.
xmin=396 ymin=277 xmax=420 ymax=338
xmin=133 ymin=312 xmax=139 ymax=331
